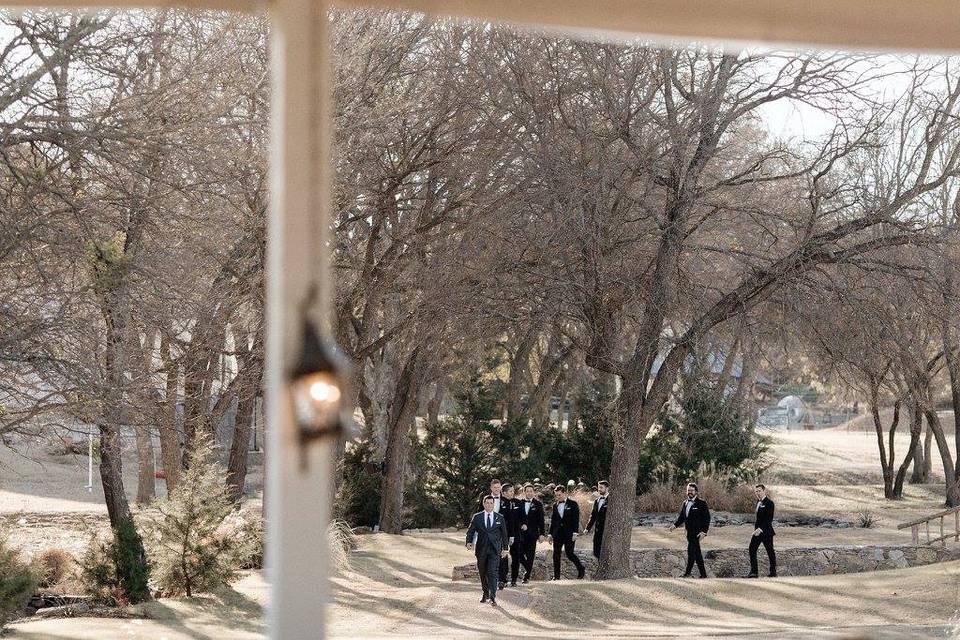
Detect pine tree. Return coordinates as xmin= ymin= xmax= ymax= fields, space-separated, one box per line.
xmin=143 ymin=440 xmax=250 ymax=597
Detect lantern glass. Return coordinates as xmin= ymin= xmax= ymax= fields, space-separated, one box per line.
xmin=291 ymin=370 xmax=343 ymax=431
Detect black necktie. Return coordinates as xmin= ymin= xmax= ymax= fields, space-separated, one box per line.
xmin=486 ymin=514 xmax=492 ymax=529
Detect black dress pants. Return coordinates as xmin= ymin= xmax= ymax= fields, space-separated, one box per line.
xmin=520 ymin=535 xmax=538 ymax=579
xmin=685 ymin=532 xmax=707 ymax=577
xmin=749 ymin=534 xmax=777 ymax=576
xmin=591 ymin=527 xmax=604 ymax=559
xmin=552 ymin=537 xmax=584 ymax=579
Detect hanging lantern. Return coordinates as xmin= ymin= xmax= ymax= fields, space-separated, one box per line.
xmin=289 ymin=320 xmax=352 ymax=451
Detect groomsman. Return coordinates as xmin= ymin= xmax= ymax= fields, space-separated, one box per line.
xmin=516 ymin=483 xmax=545 ymax=584
xmin=584 ymin=480 xmax=609 ymax=559
xmin=746 ymin=483 xmax=777 ymax=578
xmin=548 ymin=484 xmax=586 ymax=580
xmin=465 ymin=495 xmax=510 ymax=606
xmin=668 ymin=482 xmax=710 ymax=578
xmin=479 ymin=479 xmax=507 ymax=515
xmin=498 ymin=483 xmax=522 ymax=588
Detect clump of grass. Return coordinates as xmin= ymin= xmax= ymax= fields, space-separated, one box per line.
xmin=857 ymin=511 xmax=875 ymax=528
xmin=32 ymin=548 xmax=74 ymax=588
xmin=329 ymin=519 xmax=357 ymax=574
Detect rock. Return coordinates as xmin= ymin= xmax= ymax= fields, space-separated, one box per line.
xmin=351 ymin=526 xmax=373 ymax=535
xmin=450 ymin=543 xmax=960 ymax=581
xmin=442 ymin=527 xmax=458 ymax=533
xmin=32 ymin=603 xmax=91 ymax=619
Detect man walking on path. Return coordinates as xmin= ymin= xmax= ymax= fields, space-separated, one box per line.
xmin=746 ymin=483 xmax=777 ymax=578
xmin=668 ymin=482 xmax=711 ymax=578
xmin=466 ymin=495 xmax=510 ymax=606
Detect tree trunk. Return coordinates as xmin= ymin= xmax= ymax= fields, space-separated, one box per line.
xmin=426 ymin=375 xmax=446 ymax=428
xmin=870 ymin=383 xmax=896 ymax=499
xmin=922 ymin=418 xmax=934 ymax=482
xmin=134 ymin=423 xmax=155 ymax=505
xmin=924 ymin=409 xmax=960 ymax=506
xmin=378 ymin=348 xmax=428 ymax=534
xmin=505 ymin=326 xmax=539 ymax=421
xmin=227 ymin=391 xmax=258 ymax=502
xmin=910 ymin=429 xmax=926 ymax=484
xmin=893 ymin=401 xmax=923 ymax=498
xmin=157 ymin=332 xmax=182 ymax=495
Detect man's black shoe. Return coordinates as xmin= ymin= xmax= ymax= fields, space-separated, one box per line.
xmin=480 ymin=596 xmax=488 ymax=603
xmin=509 ymin=581 xmax=517 ymax=587
xmin=498 ymin=581 xmax=506 ymax=590
xmin=490 ymin=600 xmax=498 ymax=607
xmin=745 ymin=574 xmax=759 ymax=579
xmin=698 ymin=574 xmax=707 ymax=579
xmin=577 ymin=567 xmax=586 ymax=579
xmin=681 ymin=573 xmax=692 ymax=578
xmin=522 ymin=576 xmax=529 ymax=584
xmin=768 ymin=573 xmax=778 ymax=578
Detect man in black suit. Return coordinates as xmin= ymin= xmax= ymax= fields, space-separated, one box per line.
xmin=584 ymin=480 xmax=609 ymax=559
xmin=465 ymin=495 xmax=510 ymax=606
xmin=668 ymin=482 xmax=710 ymax=578
xmin=548 ymin=484 xmax=585 ymax=580
xmin=498 ymin=483 xmax=522 ymax=588
xmin=516 ymin=483 xmax=545 ymax=584
xmin=746 ymin=483 xmax=777 ymax=578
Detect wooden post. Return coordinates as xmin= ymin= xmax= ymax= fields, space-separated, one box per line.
xmin=912 ymin=524 xmax=919 ymax=545
xmin=926 ymin=520 xmax=931 ymax=544
xmin=266 ymin=0 xmax=334 ymax=637
xmin=955 ymin=510 xmax=959 ymax=541
xmin=941 ymin=516 xmax=946 ymax=547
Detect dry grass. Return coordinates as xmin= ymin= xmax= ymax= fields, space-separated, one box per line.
xmin=32 ymin=547 xmax=74 ymax=588
xmin=328 ymin=520 xmax=357 ymax=574
xmin=638 ymin=481 xmax=755 ymax=514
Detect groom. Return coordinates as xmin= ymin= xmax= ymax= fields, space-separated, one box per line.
xmin=466 ymin=495 xmax=510 ymax=606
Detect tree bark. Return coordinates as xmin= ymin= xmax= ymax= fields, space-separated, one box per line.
xmin=157 ymin=331 xmax=182 ymax=495
xmin=924 ymin=409 xmax=960 ymax=506
xmin=893 ymin=401 xmax=923 ymax=498
xmin=134 ymin=423 xmax=155 ymax=505
xmin=378 ymin=347 xmax=428 ymax=534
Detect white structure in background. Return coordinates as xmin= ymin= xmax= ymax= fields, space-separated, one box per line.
xmin=758 ymin=395 xmax=811 ymax=430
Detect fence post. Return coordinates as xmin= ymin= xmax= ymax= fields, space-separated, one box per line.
xmin=912 ymin=524 xmax=919 ymax=545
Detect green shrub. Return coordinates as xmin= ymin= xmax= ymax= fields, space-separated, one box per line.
xmin=78 ymin=519 xmax=150 ymax=606
xmin=337 ymin=439 xmax=383 ymax=528
xmin=637 ymin=387 xmax=768 ymax=493
xmin=141 ymin=445 xmax=252 ymax=597
xmin=0 ymin=537 xmax=37 ymax=629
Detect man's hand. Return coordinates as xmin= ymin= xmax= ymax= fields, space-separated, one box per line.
xmin=509 ymin=537 xmax=514 ymax=545
xmin=754 ymin=528 xmax=763 ymax=537
xmin=572 ymin=532 xmax=578 ymax=540
xmin=668 ymin=525 xmax=675 ymax=531
xmin=466 ymin=543 xmax=473 ymax=550
xmin=521 ymin=524 xmax=528 ymax=531
xmin=582 ymin=528 xmax=589 ymax=535
xmin=547 ymin=534 xmax=553 ymax=543
xmin=538 ymin=535 xmax=545 ymax=543
xmin=697 ymin=532 xmax=706 ymax=540
xmin=500 ymin=550 xmax=508 ymax=558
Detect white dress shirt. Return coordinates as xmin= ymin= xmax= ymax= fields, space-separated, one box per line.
xmin=557 ymin=500 xmax=566 ymax=518
xmin=525 ymin=500 xmax=532 ymax=514
xmin=685 ymin=499 xmax=695 ymax=516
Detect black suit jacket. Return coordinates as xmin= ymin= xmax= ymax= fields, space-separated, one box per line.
xmin=549 ymin=499 xmax=580 ymax=542
xmin=501 ymin=498 xmax=524 ymax=538
xmin=753 ymin=497 xmax=775 ymax=537
xmin=674 ymin=497 xmax=710 ymax=536
xmin=518 ymin=498 xmax=545 ymax=538
xmin=586 ymin=495 xmax=608 ymax=533
xmin=465 ymin=510 xmax=510 ymax=560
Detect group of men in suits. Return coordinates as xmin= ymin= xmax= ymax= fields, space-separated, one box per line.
xmin=466 ymin=478 xmax=605 ymax=605
xmin=667 ymin=481 xmax=777 ymax=578
xmin=466 ymin=479 xmax=777 ymax=604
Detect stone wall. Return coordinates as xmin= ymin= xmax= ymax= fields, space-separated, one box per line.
xmin=451 ymin=544 xmax=960 ymax=581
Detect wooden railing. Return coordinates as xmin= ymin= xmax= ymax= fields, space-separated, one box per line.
xmin=897 ymin=506 xmax=960 ymax=546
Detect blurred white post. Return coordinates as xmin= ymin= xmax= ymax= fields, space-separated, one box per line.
xmin=266 ymin=0 xmax=334 ymax=637
xmin=86 ymin=432 xmax=93 ymax=492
